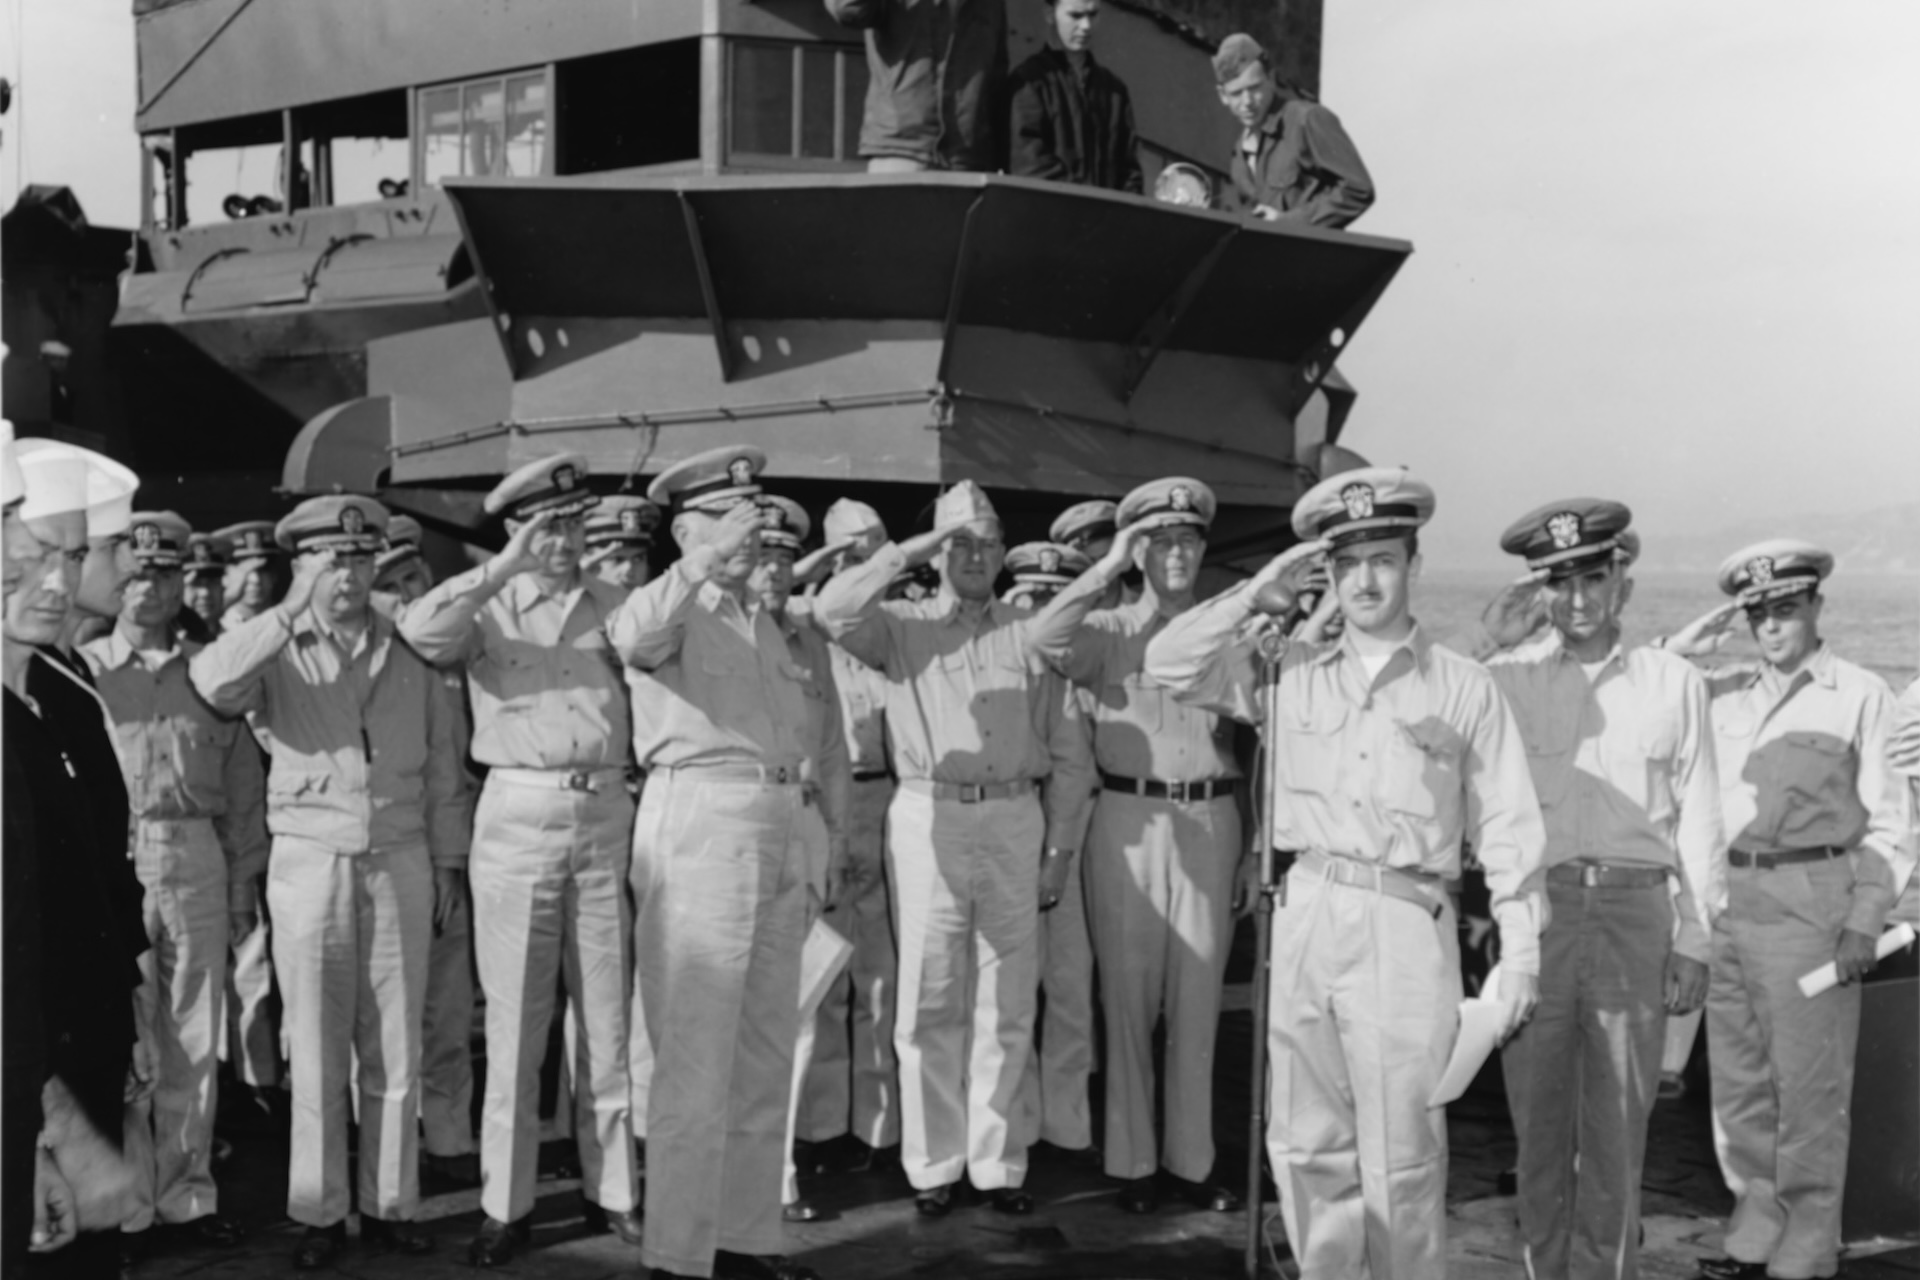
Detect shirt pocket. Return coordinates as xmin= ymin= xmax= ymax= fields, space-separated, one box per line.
xmin=1107 ymin=672 xmax=1163 ymax=734
xmin=1276 ymin=702 xmax=1346 ymax=796
xmin=1384 ymin=718 xmax=1465 ymax=820
xmin=1774 ymin=730 xmax=1851 ymax=802
xmin=1521 ymin=714 xmax=1578 ymax=811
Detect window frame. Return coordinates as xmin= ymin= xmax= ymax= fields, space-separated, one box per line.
xmin=411 ymin=64 xmax=556 ymax=190
xmin=724 ymin=38 xmax=865 ymax=171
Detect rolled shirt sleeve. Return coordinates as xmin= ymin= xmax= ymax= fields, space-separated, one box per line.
xmin=1141 ymin=581 xmax=1267 ymax=726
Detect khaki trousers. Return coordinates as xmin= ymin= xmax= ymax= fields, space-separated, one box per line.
xmin=1266 ymin=865 xmax=1458 ymax=1280
xmin=889 ymin=786 xmax=1044 ymax=1192
xmin=1503 ymin=879 xmax=1672 ymax=1280
xmin=1085 ymin=790 xmax=1240 ymax=1181
xmin=267 ymin=838 xmax=430 ymax=1227
xmin=634 ymin=773 xmax=808 ymax=1277
xmin=1017 ymin=864 xmax=1095 ymax=1151
xmin=223 ymin=893 xmax=279 ymax=1087
xmin=420 ymin=885 xmax=476 ymax=1157
xmin=1708 ymin=859 xmax=1861 ymax=1280
xmin=470 ymin=775 xmax=636 ymax=1223
xmin=123 ymin=819 xmax=229 ymax=1229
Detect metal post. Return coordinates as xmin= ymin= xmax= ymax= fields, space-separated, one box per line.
xmin=1244 ymin=624 xmax=1286 ymax=1280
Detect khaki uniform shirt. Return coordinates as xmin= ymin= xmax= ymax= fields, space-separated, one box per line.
xmin=1706 ymin=645 xmax=1915 ymax=936
xmin=813 ymin=542 xmax=1096 ymax=848
xmin=1488 ymin=635 xmax=1725 ymax=962
xmin=190 ymin=607 xmax=465 ymax=864
xmin=607 ymin=552 xmax=810 ymax=773
xmin=399 ymin=567 xmax=631 ymax=771
xmin=84 ymin=630 xmax=271 ymax=892
xmin=1145 ymin=584 xmax=1547 ymax=974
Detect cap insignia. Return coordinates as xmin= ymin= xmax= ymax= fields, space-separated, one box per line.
xmin=728 ymin=457 xmax=754 ymax=487
xmin=243 ymin=531 xmax=265 ymax=553
xmin=1339 ymin=483 xmax=1375 ymax=521
xmin=619 ymin=509 xmax=641 ymax=534
xmin=1170 ymin=485 xmax=1193 ymax=513
xmin=1748 ymin=556 xmax=1775 ymax=586
xmin=764 ymin=504 xmax=786 ymax=530
xmin=340 ymin=505 xmax=367 ymax=536
xmin=133 ymin=522 xmax=161 ymax=551
xmin=1547 ymin=511 xmax=1582 ymax=550
xmin=553 ymin=464 xmax=578 ymax=492
xmin=1040 ymin=548 xmax=1062 ymax=575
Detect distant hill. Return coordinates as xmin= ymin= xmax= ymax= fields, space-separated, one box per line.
xmin=1634 ymin=502 xmax=1920 ymax=575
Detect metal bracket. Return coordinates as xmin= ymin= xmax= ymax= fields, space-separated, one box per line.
xmin=677 ymin=191 xmax=735 ymax=384
xmin=934 ymin=193 xmax=988 ymax=395
xmin=1122 ymin=225 xmax=1239 ymax=404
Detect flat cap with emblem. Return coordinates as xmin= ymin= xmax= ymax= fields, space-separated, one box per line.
xmin=1717 ymin=538 xmax=1834 ymax=606
xmin=1117 ymin=477 xmax=1216 ymax=533
xmin=757 ymin=495 xmax=812 ymax=554
xmin=376 ymin=513 xmax=425 ymax=575
xmin=1050 ymin=499 xmax=1118 ymax=552
xmin=1499 ymin=499 xmax=1634 ymax=579
xmin=274 ymin=494 xmax=390 ymax=554
xmin=216 ymin=520 xmax=283 ymax=566
xmin=1290 ymin=465 xmax=1435 ymax=548
xmin=486 ymin=453 xmax=601 ymax=522
xmin=184 ymin=532 xmax=231 ymax=577
xmin=128 ymin=511 xmax=194 ymax=568
xmin=1005 ymin=542 xmax=1091 ymax=591
xmin=647 ymin=444 xmax=767 ymax=513
xmin=583 ymin=495 xmax=661 ymax=550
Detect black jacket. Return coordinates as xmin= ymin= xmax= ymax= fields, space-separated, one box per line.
xmin=1008 ymin=46 xmax=1142 ymax=194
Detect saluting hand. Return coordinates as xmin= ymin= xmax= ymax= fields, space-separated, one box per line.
xmin=897 ymin=521 xmax=971 ymax=569
xmin=1481 ymin=573 xmax=1550 ymax=651
xmin=1247 ymin=539 xmax=1329 ymax=617
xmin=1665 ymin=601 xmax=1742 ymax=659
xmin=707 ymin=500 xmax=765 ymax=563
xmin=277 ymin=549 xmax=332 ymax=620
xmin=490 ymin=509 xmax=559 ymax=582
xmin=793 ymin=539 xmax=853 ymax=588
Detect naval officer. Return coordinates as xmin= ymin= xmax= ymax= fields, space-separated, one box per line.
xmin=813 ymin=480 xmax=1095 ymax=1217
xmin=398 ymin=454 xmax=641 ymax=1263
xmin=584 ymin=495 xmax=660 ymax=593
xmin=214 ymin=521 xmax=283 ymax=633
xmin=191 ymin=494 xmax=463 ymax=1269
xmin=608 ymin=445 xmax=823 ymax=1280
xmin=1029 ymin=477 xmax=1246 ymax=1213
xmin=182 ymin=532 xmax=230 ymax=639
xmin=1664 ymin=542 xmax=1914 ymax=1280
xmin=1145 ymin=467 xmax=1544 ymax=1279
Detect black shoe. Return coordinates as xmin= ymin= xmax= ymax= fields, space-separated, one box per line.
xmin=164 ymin=1214 xmax=245 ymax=1248
xmin=466 ymin=1216 xmax=531 ymax=1267
xmin=421 ymin=1150 xmax=480 ymax=1190
xmin=1163 ymin=1173 xmax=1242 ymax=1213
xmin=293 ymin=1223 xmax=347 ymax=1271
xmin=713 ymin=1250 xmax=822 ymax=1280
xmin=1696 ymin=1261 xmax=1768 ymax=1280
xmin=1118 ymin=1175 xmax=1159 ymax=1215
xmin=119 ymin=1228 xmax=152 ymax=1269
xmin=986 ymin=1188 xmax=1034 ymax=1215
xmin=361 ymin=1216 xmax=434 ymax=1256
xmin=783 ymin=1198 xmax=822 ymax=1223
xmin=581 ymin=1199 xmax=644 ymax=1246
xmin=914 ymin=1181 xmax=961 ymax=1217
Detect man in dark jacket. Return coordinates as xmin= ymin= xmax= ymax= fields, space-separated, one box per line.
xmin=1009 ymin=0 xmax=1142 ymax=193
xmin=1214 ymin=33 xmax=1373 ymax=229
xmin=825 ymin=0 xmax=1006 ymax=172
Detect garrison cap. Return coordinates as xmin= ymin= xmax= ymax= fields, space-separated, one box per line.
xmin=1117 ymin=477 xmax=1215 ymax=533
xmin=584 ymin=496 xmax=660 ymax=549
xmin=1290 ymin=466 xmax=1435 ymax=548
xmin=374 ymin=514 xmax=425 ymax=575
xmin=822 ymin=498 xmax=886 ymax=547
xmin=217 ymin=521 xmax=282 ymax=566
xmin=184 ymin=533 xmax=230 ymax=576
xmin=128 ymin=511 xmax=192 ymax=568
xmin=16 ymin=438 xmax=140 ymax=535
xmin=934 ymin=480 xmax=1000 ymax=529
xmin=1212 ymin=33 xmax=1269 ymax=84
xmin=758 ymin=496 xmax=812 ymax=554
xmin=485 ymin=453 xmax=599 ymax=521
xmin=648 ymin=444 xmax=766 ymax=513
xmin=1718 ymin=539 xmax=1834 ymax=606
xmin=1499 ymin=499 xmax=1634 ymax=579
xmin=274 ymin=494 xmax=389 ymax=554
xmin=1005 ymin=542 xmax=1090 ymax=588
xmin=1049 ymin=499 xmax=1118 ymax=551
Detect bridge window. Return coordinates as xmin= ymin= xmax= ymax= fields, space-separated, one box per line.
xmin=417 ymin=70 xmax=551 ymax=187
xmin=728 ymin=41 xmax=866 ymax=167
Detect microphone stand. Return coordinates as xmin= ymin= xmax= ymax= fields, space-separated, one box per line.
xmin=1244 ymin=619 xmax=1287 ymax=1280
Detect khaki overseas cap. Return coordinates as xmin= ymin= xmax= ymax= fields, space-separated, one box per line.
xmin=822 ymin=498 xmax=886 ymax=546
xmin=648 ymin=445 xmax=766 ymax=513
xmin=128 ymin=511 xmax=193 ymax=568
xmin=1498 ymin=498 xmax=1634 ymax=579
xmin=1005 ymin=541 xmax=1090 ymax=588
xmin=758 ymin=495 xmax=812 ymax=554
xmin=1717 ymin=539 xmax=1833 ymax=606
xmin=1117 ymin=477 xmax=1216 ymax=533
xmin=934 ymin=479 xmax=999 ymax=529
xmin=275 ymin=494 xmax=389 ymax=554
xmin=1212 ymin=32 xmax=1268 ymax=84
xmin=1049 ymin=499 xmax=1117 ymax=551
xmin=486 ymin=453 xmax=599 ymax=521
xmin=1290 ymin=466 xmax=1435 ymax=548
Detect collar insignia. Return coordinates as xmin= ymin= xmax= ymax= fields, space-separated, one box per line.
xmin=1339 ymin=483 xmax=1375 ymax=521
xmin=1547 ymin=511 xmax=1582 ymax=550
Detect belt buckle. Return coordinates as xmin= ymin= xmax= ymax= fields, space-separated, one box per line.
xmin=959 ymin=784 xmax=984 ymax=804
xmin=1167 ymin=780 xmax=1190 ymax=803
xmin=772 ymin=765 xmax=792 ymax=784
xmin=1581 ymin=864 xmax=1603 ymax=889
xmin=564 ymin=771 xmax=594 ymax=793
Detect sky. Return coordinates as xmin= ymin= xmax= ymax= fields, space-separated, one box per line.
xmin=4 ymin=0 xmax=1918 ymax=567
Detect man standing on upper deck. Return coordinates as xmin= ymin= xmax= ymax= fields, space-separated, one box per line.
xmin=1213 ymin=33 xmax=1373 ymax=229
xmin=607 ymin=445 xmax=823 ymax=1280
xmin=1029 ymin=477 xmax=1246 ymax=1215
xmin=813 ymin=481 xmax=1095 ymax=1218
xmin=824 ymin=0 xmax=1007 ymax=173
xmin=397 ymin=454 xmax=641 ymax=1265
xmin=1145 ymin=467 xmax=1544 ymax=1279
xmin=1478 ymin=500 xmax=1724 ymax=1280
xmin=1009 ymin=0 xmax=1143 ymax=194
xmin=1662 ymin=541 xmax=1914 ymax=1280
xmin=191 ymin=495 xmax=461 ymax=1270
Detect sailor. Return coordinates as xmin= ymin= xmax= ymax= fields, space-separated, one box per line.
xmin=191 ymin=494 xmax=462 ymax=1270
xmin=795 ymin=498 xmax=903 ymax=1173
xmin=606 ymin=444 xmax=822 ymax=1280
xmin=584 ymin=494 xmax=661 ymax=592
xmin=1478 ymin=500 xmax=1724 ymax=1279
xmin=397 ymin=453 xmax=641 ymax=1264
xmin=182 ymin=532 xmax=231 ymax=640
xmin=15 ymin=438 xmax=141 ymax=664
xmin=1145 ymin=467 xmax=1544 ymax=1278
xmin=214 ymin=521 xmax=283 ymax=632
xmin=1212 ymin=32 xmax=1374 ymax=228
xmin=813 ymin=480 xmax=1095 ymax=1218
xmin=1001 ymin=541 xmax=1088 ymax=610
xmin=1662 ymin=541 xmax=1915 ymax=1280
xmin=83 ymin=511 xmax=268 ymax=1252
xmin=752 ymin=494 xmax=853 ymax=1223
xmin=1029 ymin=477 xmax=1247 ymax=1213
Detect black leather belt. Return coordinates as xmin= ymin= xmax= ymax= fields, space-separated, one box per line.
xmin=1098 ymin=772 xmax=1239 ymax=803
xmin=1728 ymin=846 xmax=1845 ymax=870
xmin=1546 ymin=862 xmax=1671 ymax=889
xmin=852 ymin=769 xmax=894 ymax=783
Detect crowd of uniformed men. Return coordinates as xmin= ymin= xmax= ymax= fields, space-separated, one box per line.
xmin=5 ymin=411 xmax=1918 ymax=1280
